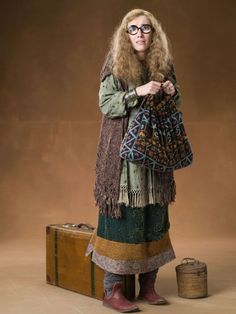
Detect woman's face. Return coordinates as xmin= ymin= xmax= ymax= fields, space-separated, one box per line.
xmin=127 ymin=15 xmax=153 ymax=59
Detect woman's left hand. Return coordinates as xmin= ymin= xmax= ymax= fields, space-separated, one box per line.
xmin=162 ymin=80 xmax=175 ymax=96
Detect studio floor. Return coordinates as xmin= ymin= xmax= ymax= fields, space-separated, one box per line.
xmin=0 ymin=236 xmax=235 ymax=314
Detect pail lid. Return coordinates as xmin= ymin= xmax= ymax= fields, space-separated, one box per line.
xmin=175 ymin=257 xmax=207 ymax=274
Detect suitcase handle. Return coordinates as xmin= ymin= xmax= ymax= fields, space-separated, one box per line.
xmin=77 ymin=223 xmax=95 ymax=231
xmin=62 ymin=223 xmax=95 ymax=231
xmin=181 ymin=257 xmax=199 ymax=264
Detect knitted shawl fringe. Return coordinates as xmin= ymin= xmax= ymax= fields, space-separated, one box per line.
xmin=119 ymin=174 xmax=176 ymax=208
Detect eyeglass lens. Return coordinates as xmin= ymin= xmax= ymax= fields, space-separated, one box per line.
xmin=127 ymin=24 xmax=152 ymax=35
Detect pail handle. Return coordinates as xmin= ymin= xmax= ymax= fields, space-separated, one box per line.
xmin=181 ymin=257 xmax=199 ymax=264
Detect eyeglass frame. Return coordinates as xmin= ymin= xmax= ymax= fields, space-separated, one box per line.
xmin=126 ymin=24 xmax=154 ymax=35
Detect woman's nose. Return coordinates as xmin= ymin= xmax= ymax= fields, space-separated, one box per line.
xmin=137 ymin=29 xmax=144 ymax=37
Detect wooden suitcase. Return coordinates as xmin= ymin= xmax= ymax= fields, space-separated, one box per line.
xmin=46 ymin=223 xmax=135 ymax=300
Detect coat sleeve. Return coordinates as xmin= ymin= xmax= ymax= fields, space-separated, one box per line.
xmin=99 ymin=74 xmax=138 ymax=118
xmin=166 ymin=63 xmax=182 ymax=106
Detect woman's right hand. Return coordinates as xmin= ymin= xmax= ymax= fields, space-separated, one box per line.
xmin=135 ymin=81 xmax=163 ymax=96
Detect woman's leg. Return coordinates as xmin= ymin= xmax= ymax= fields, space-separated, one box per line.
xmin=104 ymin=271 xmax=124 ymax=297
xmin=139 ymin=269 xmax=158 ymax=289
xmin=103 ymin=271 xmax=139 ymax=313
xmin=138 ymin=268 xmax=168 ymax=305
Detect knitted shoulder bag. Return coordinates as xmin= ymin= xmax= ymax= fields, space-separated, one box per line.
xmin=120 ymin=94 xmax=193 ymax=172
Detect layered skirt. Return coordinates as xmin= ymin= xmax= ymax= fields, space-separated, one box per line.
xmin=86 ymin=203 xmax=176 ymax=274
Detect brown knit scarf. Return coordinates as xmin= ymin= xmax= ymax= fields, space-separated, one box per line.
xmin=94 ymin=52 xmax=176 ymax=218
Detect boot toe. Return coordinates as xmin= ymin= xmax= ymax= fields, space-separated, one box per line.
xmin=103 ymin=298 xmax=140 ymax=312
xmin=138 ymin=292 xmax=168 ymax=305
xmin=103 ymin=283 xmax=140 ymax=313
xmin=148 ymin=297 xmax=168 ymax=305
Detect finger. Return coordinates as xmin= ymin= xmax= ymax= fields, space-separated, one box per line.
xmin=151 ymin=81 xmax=162 ymax=88
xmin=151 ymin=88 xmax=159 ymax=94
xmin=164 ymin=84 xmax=174 ymax=93
xmin=163 ymin=80 xmax=172 ymax=88
xmin=149 ymin=89 xmax=157 ymax=95
xmin=154 ymin=86 xmax=162 ymax=93
xmin=165 ymin=86 xmax=175 ymax=95
xmin=148 ymin=87 xmax=159 ymax=94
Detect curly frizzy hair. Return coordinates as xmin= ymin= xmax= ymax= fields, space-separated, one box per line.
xmin=110 ymin=9 xmax=173 ymax=85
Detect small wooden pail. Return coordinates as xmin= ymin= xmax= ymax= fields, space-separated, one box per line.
xmin=175 ymin=257 xmax=208 ymax=298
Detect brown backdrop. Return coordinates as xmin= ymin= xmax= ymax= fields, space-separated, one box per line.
xmin=0 ymin=0 xmax=235 ymax=240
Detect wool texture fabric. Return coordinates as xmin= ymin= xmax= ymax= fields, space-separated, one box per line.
xmin=94 ymin=52 xmax=176 ymax=218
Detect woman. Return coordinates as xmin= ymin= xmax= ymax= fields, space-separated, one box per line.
xmin=86 ymin=8 xmax=181 ymax=313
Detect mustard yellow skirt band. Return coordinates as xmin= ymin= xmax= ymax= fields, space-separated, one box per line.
xmin=90 ymin=231 xmax=173 ymax=261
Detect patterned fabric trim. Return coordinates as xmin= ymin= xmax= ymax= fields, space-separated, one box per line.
xmin=88 ymin=245 xmax=176 ymax=275
xmin=86 ymin=231 xmax=173 ymax=260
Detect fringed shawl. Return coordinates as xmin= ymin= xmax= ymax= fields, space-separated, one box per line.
xmin=94 ymin=53 xmax=176 ymax=218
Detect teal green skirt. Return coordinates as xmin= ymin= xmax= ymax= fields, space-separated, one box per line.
xmin=87 ymin=204 xmax=176 ymax=274
xmin=97 ymin=203 xmax=170 ymax=243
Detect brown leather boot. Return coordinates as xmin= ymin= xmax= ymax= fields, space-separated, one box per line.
xmin=138 ymin=278 xmax=168 ymax=305
xmin=103 ymin=282 xmax=140 ymax=313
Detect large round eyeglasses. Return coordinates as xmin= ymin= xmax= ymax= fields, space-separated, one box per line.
xmin=127 ymin=24 xmax=153 ymax=35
